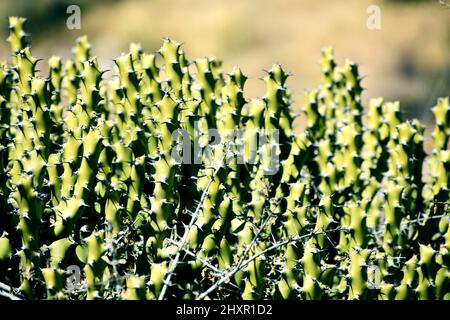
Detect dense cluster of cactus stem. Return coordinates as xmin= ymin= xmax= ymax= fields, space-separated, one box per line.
xmin=0 ymin=17 xmax=449 ymax=300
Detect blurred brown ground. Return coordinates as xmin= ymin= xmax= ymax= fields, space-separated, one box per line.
xmin=0 ymin=0 xmax=449 ymax=143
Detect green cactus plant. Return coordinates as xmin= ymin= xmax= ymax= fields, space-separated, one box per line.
xmin=0 ymin=17 xmax=448 ymax=301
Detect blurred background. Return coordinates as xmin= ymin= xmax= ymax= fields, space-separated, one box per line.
xmin=0 ymin=0 xmax=448 ymax=125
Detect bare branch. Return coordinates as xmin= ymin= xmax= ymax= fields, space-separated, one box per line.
xmin=158 ymin=157 xmax=225 ymax=300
